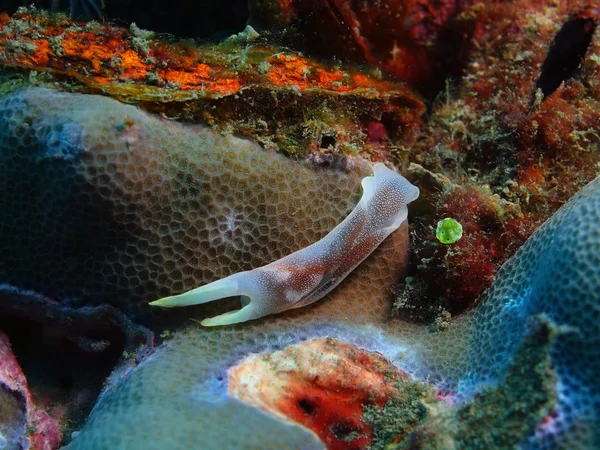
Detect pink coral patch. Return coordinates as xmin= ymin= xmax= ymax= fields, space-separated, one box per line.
xmin=0 ymin=332 xmax=62 ymax=450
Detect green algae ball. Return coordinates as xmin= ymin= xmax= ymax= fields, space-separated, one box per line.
xmin=436 ymin=218 xmax=463 ymax=244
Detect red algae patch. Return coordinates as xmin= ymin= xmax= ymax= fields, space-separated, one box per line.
xmin=250 ymin=0 xmax=477 ymax=92
xmin=228 ymin=337 xmax=435 ymax=449
xmin=0 ymin=331 xmax=61 ymax=450
xmin=392 ymin=0 xmax=600 ymax=320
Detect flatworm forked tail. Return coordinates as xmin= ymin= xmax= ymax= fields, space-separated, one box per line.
xmin=150 ymin=163 xmax=419 ymax=326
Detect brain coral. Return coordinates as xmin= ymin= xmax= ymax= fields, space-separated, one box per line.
xmin=0 ymin=87 xmax=415 ymax=324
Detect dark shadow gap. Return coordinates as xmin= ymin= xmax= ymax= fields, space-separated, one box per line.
xmin=533 ymin=15 xmax=597 ymax=103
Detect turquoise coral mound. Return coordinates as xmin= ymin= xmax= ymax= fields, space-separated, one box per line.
xmin=461 ymin=176 xmax=600 ymax=449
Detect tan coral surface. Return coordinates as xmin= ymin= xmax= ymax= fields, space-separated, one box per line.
xmin=0 ymin=87 xmax=411 ymax=326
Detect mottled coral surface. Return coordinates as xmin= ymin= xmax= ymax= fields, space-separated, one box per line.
xmin=229 ymin=337 xmax=434 ymax=449
xmin=460 ymin=176 xmax=600 ymax=448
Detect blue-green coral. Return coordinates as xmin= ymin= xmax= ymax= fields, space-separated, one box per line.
xmin=458 ymin=176 xmax=600 ymax=448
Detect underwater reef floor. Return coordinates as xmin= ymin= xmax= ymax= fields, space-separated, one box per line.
xmin=0 ymin=1 xmax=599 ymax=448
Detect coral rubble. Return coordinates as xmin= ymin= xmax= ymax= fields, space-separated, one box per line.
xmin=395 ymin=0 xmax=600 ymax=318
xmin=399 ymin=318 xmax=557 ymax=450
xmin=249 ymin=0 xmax=477 ymax=93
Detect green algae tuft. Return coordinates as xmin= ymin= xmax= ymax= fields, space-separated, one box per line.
xmin=436 ymin=218 xmax=463 ymax=244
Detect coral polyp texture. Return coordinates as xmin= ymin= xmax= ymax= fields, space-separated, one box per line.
xmin=1 ymin=1 xmax=600 ymax=449
xmin=408 ymin=175 xmax=600 ymax=449
xmin=0 ymin=87 xmax=416 ymax=324
xmin=460 ymin=176 xmax=600 ymax=449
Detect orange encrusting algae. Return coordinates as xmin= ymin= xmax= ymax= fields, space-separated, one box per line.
xmin=32 ymin=40 xmax=52 ymax=66
xmin=0 ymin=8 xmax=413 ymax=100
xmin=265 ymin=54 xmax=352 ymax=92
xmin=228 ymin=337 xmax=432 ymax=449
xmin=0 ymin=12 xmax=10 ymax=27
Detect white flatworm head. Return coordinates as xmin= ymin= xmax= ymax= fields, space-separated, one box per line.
xmin=374 ymin=163 xmax=419 ymax=202
xmin=360 ymin=163 xmax=419 ymax=231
